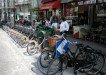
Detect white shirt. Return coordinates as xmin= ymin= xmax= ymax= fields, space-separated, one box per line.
xmin=60 ymin=21 xmax=69 ymax=32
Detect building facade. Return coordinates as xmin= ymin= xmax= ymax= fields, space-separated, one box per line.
xmin=0 ymin=0 xmax=14 ymax=21
xmin=31 ymin=0 xmax=42 ymax=21
xmin=15 ymin=0 xmax=31 ymax=21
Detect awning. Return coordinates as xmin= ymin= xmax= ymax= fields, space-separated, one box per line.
xmin=39 ymin=0 xmax=60 ymax=10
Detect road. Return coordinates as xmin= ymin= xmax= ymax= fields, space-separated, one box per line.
xmin=0 ymin=28 xmax=105 ymax=75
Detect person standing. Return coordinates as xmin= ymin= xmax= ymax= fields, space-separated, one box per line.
xmin=56 ymin=16 xmax=69 ymax=35
xmin=50 ymin=13 xmax=59 ymax=25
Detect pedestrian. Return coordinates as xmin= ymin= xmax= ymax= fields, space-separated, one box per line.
xmin=50 ymin=13 xmax=59 ymax=25
xmin=40 ymin=17 xmax=45 ymax=25
xmin=55 ymin=16 xmax=69 ymax=35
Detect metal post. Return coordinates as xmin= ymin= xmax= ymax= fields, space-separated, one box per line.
xmin=13 ymin=0 xmax=15 ymax=27
xmin=30 ymin=0 xmax=32 ymax=21
xmin=36 ymin=0 xmax=39 ymax=17
xmin=4 ymin=0 xmax=7 ymax=22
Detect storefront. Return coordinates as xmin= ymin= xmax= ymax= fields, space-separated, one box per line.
xmin=73 ymin=0 xmax=106 ymax=42
xmin=39 ymin=0 xmax=61 ymax=19
xmin=77 ymin=0 xmax=106 ymax=28
xmin=94 ymin=1 xmax=106 ymax=28
xmin=61 ymin=0 xmax=79 ymax=38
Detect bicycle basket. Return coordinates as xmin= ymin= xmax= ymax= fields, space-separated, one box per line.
xmin=48 ymin=36 xmax=60 ymax=47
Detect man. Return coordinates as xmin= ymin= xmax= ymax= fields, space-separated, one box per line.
xmin=55 ymin=16 xmax=69 ymax=35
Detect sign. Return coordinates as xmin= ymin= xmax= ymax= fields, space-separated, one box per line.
xmin=98 ymin=0 xmax=103 ymax=3
xmin=84 ymin=0 xmax=90 ymax=4
xmin=104 ymin=0 xmax=106 ymax=2
xmin=84 ymin=0 xmax=96 ymax=5
xmin=90 ymin=0 xmax=96 ymax=4
xmin=78 ymin=1 xmax=84 ymax=5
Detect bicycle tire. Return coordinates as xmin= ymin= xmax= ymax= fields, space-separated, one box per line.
xmin=27 ymin=41 xmax=37 ymax=55
xmin=20 ymin=37 xmax=29 ymax=48
xmin=75 ymin=51 xmax=94 ymax=73
xmin=47 ymin=57 xmax=67 ymax=75
xmin=37 ymin=56 xmax=48 ymax=75
xmin=20 ymin=41 xmax=28 ymax=48
xmin=47 ymin=59 xmax=61 ymax=75
xmin=39 ymin=50 xmax=54 ymax=68
xmin=86 ymin=52 xmax=105 ymax=75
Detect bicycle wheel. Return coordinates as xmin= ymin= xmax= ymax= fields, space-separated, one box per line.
xmin=76 ymin=52 xmax=94 ymax=73
xmin=47 ymin=59 xmax=61 ymax=75
xmin=37 ymin=56 xmax=48 ymax=75
xmin=39 ymin=50 xmax=54 ymax=68
xmin=86 ymin=52 xmax=105 ymax=75
xmin=20 ymin=41 xmax=28 ymax=48
xmin=20 ymin=37 xmax=29 ymax=48
xmin=27 ymin=41 xmax=37 ymax=55
xmin=47 ymin=57 xmax=67 ymax=75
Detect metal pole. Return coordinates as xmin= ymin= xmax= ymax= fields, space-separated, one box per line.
xmin=36 ymin=0 xmax=39 ymax=17
xmin=4 ymin=0 xmax=6 ymax=22
xmin=13 ymin=0 xmax=15 ymax=27
xmin=30 ymin=0 xmax=32 ymax=21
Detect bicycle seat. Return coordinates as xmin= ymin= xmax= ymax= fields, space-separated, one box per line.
xmin=84 ymin=46 xmax=94 ymax=53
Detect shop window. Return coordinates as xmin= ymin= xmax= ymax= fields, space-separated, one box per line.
xmin=95 ymin=3 xmax=106 ymax=28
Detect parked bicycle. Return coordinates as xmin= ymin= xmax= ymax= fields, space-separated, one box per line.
xmin=26 ymin=25 xmax=54 ymax=55
xmin=37 ymin=34 xmax=105 ymax=75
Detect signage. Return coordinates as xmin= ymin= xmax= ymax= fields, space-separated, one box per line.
xmin=104 ymin=0 xmax=106 ymax=2
xmin=84 ymin=0 xmax=90 ymax=4
xmin=84 ymin=0 xmax=96 ymax=4
xmin=78 ymin=1 xmax=84 ymax=5
xmin=98 ymin=0 xmax=103 ymax=3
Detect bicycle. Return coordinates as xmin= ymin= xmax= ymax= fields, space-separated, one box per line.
xmin=37 ymin=34 xmax=105 ymax=75
xmin=37 ymin=34 xmax=72 ymax=74
xmin=47 ymin=43 xmax=105 ymax=75
xmin=26 ymin=25 xmax=53 ymax=55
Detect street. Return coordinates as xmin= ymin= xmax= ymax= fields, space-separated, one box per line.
xmin=0 ymin=28 xmax=106 ymax=75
